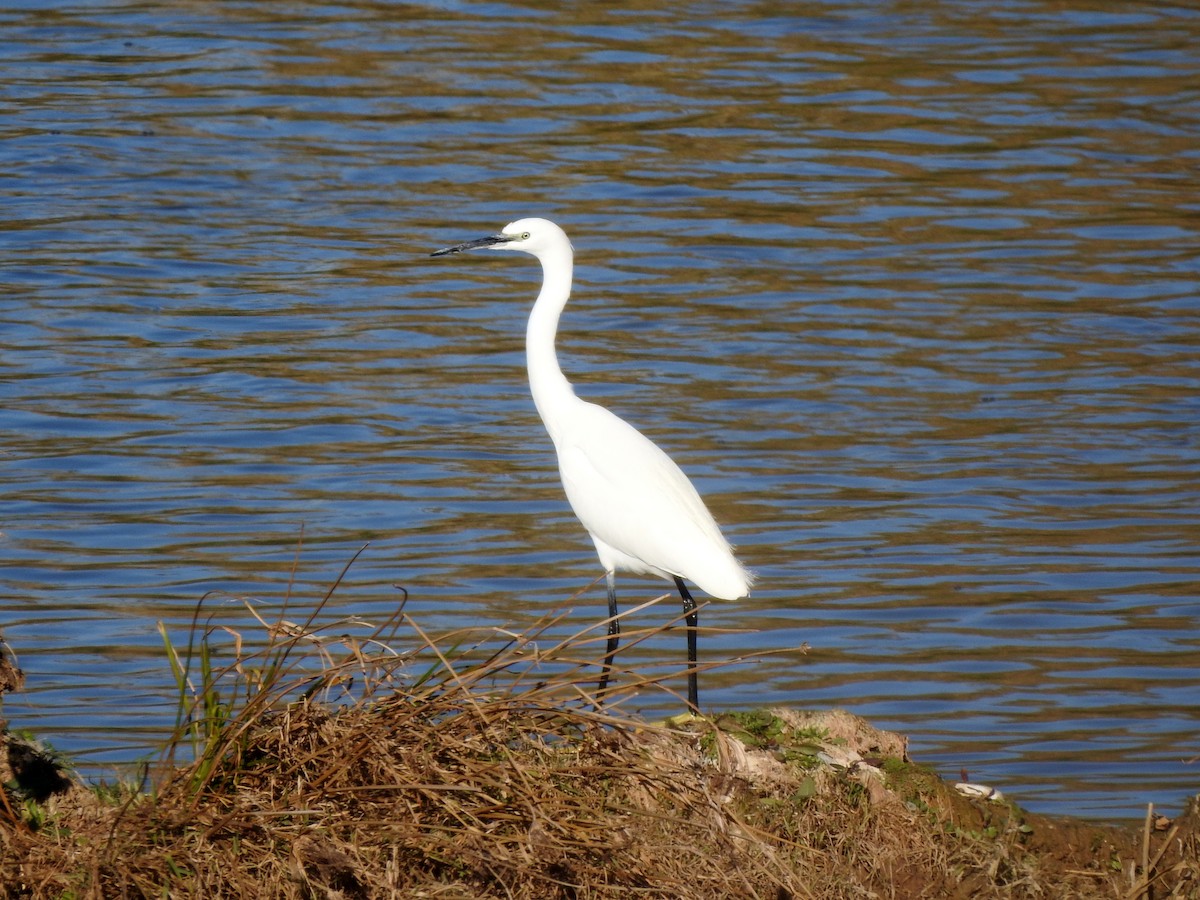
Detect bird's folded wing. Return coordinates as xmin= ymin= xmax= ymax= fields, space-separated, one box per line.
xmin=554 ymin=403 xmax=737 ymax=586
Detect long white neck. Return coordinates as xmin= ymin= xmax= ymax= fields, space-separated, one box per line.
xmin=525 ymin=243 xmax=577 ymax=442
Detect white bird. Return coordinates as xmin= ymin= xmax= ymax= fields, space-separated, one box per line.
xmin=432 ymin=218 xmax=752 ymax=712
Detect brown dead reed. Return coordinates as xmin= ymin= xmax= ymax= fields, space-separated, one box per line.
xmin=2 ymin=570 xmax=1197 ymax=899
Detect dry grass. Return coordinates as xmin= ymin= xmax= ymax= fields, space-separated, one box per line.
xmin=1 ymin=579 xmax=1197 ymax=899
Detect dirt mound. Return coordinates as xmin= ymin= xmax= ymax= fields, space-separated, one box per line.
xmin=1 ymin=608 xmax=1196 ymax=898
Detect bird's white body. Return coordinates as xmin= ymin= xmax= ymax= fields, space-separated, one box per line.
xmin=552 ymin=401 xmax=749 ymax=600
xmin=515 ymin=217 xmax=751 ymax=601
xmin=433 ymin=217 xmax=751 ymax=709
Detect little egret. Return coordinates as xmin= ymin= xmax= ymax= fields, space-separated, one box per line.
xmin=431 ymin=218 xmax=752 ymax=713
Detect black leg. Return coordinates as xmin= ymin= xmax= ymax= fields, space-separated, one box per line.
xmin=674 ymin=576 xmax=699 ymax=714
xmin=597 ymin=570 xmax=620 ymax=703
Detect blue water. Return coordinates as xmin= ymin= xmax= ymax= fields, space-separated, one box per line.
xmin=2 ymin=0 xmax=1198 ymax=821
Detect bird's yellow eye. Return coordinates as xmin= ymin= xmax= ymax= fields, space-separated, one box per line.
xmin=521 ymin=232 xmax=531 ymax=240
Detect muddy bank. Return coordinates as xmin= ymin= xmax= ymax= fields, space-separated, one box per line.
xmin=2 ymin=615 xmax=1197 ymax=898
xmin=3 ymin=693 xmax=1196 ymax=897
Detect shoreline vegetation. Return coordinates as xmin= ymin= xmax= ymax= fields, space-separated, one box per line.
xmin=1 ymin=587 xmax=1196 ymax=899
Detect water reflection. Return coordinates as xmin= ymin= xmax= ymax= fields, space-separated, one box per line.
xmin=1 ymin=1 xmax=1197 ymax=821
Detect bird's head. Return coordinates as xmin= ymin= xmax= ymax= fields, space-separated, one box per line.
xmin=431 ymin=217 xmax=573 ymax=258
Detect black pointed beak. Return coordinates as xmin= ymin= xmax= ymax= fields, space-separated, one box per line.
xmin=430 ymin=233 xmax=511 ymax=256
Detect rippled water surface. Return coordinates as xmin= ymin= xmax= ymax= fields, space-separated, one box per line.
xmin=2 ymin=1 xmax=1198 ymax=821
